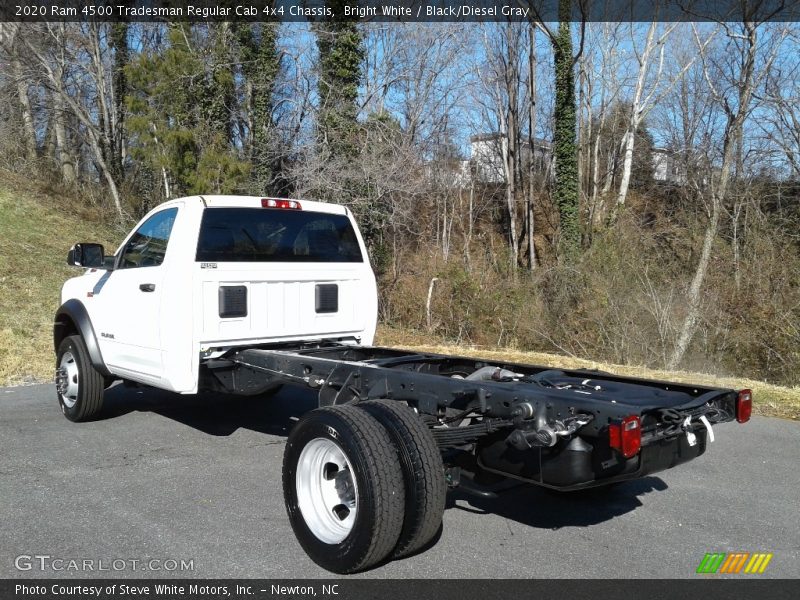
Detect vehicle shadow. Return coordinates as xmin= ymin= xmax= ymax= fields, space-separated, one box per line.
xmin=98 ymin=383 xmax=668 ymax=529
xmin=447 ymin=476 xmax=669 ymax=529
xmin=99 ymin=383 xmax=318 ymax=437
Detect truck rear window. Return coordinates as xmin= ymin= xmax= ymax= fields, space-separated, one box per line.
xmin=196 ymin=208 xmax=364 ymax=263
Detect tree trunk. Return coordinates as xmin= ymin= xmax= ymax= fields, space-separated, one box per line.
xmin=110 ymin=22 xmax=129 ymax=182
xmin=84 ymin=132 xmax=124 ymax=216
xmin=12 ymin=59 xmax=38 ymax=163
xmin=668 ymin=193 xmax=721 ymax=369
xmin=615 ymin=128 xmax=636 ymax=208
xmin=89 ymin=23 xmax=114 ymax=175
xmin=500 ymin=126 xmax=519 ymax=270
xmin=668 ymin=21 xmax=760 ymax=369
xmin=527 ymin=23 xmax=537 ymax=270
xmin=615 ymin=22 xmax=657 ymax=209
xmin=465 ymin=181 xmax=474 ymax=270
xmin=1 ymin=25 xmax=37 ymax=164
xmin=505 ymin=24 xmax=520 ymax=271
xmin=52 ymin=92 xmax=77 ymax=184
xmin=426 ymin=278 xmax=439 ymax=330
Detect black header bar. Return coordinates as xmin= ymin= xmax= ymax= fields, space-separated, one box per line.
xmin=3 ymin=579 xmax=800 ymax=600
xmin=2 ymin=0 xmax=800 ymax=23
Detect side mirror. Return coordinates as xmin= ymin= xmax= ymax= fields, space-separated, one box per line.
xmin=67 ymin=243 xmax=105 ymax=269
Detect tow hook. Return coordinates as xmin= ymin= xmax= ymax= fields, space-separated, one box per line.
xmin=508 ymin=426 xmax=558 ymax=449
xmin=682 ymin=416 xmax=698 ymax=447
xmin=699 ymin=415 xmax=715 ymax=442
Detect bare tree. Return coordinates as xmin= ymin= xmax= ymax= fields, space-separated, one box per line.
xmin=759 ymin=33 xmax=800 ymax=178
xmin=578 ymin=22 xmax=624 ymax=231
xmin=526 ymin=22 xmax=538 ymax=269
xmin=668 ymin=19 xmax=788 ymax=368
xmin=474 ymin=22 xmax=530 ymax=271
xmin=0 ymin=24 xmax=38 ymax=165
xmin=22 ymin=23 xmax=124 ymax=216
xmin=614 ymin=20 xmax=717 ymax=210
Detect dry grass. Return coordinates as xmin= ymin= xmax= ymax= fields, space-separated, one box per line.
xmin=376 ymin=325 xmax=800 ymax=421
xmin=0 ymin=174 xmax=117 ymax=386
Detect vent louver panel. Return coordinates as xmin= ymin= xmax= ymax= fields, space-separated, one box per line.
xmin=315 ymin=284 xmax=339 ymax=314
xmin=219 ymin=285 xmax=247 ymax=318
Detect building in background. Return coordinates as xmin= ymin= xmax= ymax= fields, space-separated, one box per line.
xmin=652 ymin=147 xmax=687 ymax=185
xmin=466 ymin=133 xmax=553 ymax=184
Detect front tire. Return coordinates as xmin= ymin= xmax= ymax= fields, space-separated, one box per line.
xmin=55 ymin=335 xmax=105 ymax=422
xmin=283 ymin=405 xmax=405 ymax=573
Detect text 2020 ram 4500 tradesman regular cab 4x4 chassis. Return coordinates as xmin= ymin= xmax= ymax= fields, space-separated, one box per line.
xmin=54 ymin=196 xmax=752 ymax=573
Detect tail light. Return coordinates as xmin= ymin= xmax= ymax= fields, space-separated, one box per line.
xmin=608 ymin=415 xmax=641 ymax=458
xmin=261 ymin=198 xmax=301 ymax=209
xmin=736 ymin=389 xmax=752 ymax=423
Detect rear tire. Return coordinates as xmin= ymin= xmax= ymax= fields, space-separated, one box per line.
xmin=283 ymin=405 xmax=405 ymax=573
xmin=358 ymin=400 xmax=446 ymax=558
xmin=55 ymin=335 xmax=105 ymax=422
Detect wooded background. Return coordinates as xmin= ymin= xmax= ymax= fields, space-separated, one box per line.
xmin=1 ymin=3 xmax=799 ymax=386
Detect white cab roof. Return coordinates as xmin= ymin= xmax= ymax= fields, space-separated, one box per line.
xmin=191 ymin=196 xmax=349 ymax=215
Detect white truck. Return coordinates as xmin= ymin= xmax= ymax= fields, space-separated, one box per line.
xmin=55 ymin=196 xmax=751 ymax=573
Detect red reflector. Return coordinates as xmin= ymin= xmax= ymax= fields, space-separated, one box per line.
xmin=608 ymin=415 xmax=641 ymax=459
xmin=608 ymin=423 xmax=621 ymax=448
xmin=261 ymin=198 xmax=301 ymax=210
xmin=736 ymin=389 xmax=752 ymax=423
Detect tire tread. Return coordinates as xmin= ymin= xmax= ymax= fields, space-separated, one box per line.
xmin=359 ymin=400 xmax=446 ymax=558
xmin=331 ymin=405 xmax=405 ymax=571
xmin=283 ymin=405 xmax=405 ymax=573
xmin=57 ymin=335 xmax=105 ymax=422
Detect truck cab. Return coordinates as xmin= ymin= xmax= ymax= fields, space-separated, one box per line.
xmin=55 ymin=196 xmax=378 ymax=395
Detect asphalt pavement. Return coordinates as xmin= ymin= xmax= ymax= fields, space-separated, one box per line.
xmin=2 ymin=382 xmax=798 ymax=579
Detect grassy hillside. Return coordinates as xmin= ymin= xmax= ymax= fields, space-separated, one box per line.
xmin=0 ymin=172 xmax=118 ymax=385
xmin=0 ymin=171 xmax=797 ymax=419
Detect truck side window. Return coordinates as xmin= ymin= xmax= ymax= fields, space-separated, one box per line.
xmin=119 ymin=208 xmax=178 ymax=269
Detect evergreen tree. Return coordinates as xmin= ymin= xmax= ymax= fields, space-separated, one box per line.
xmin=314 ymin=0 xmax=364 ymax=158
xmin=126 ymin=23 xmax=248 ymax=197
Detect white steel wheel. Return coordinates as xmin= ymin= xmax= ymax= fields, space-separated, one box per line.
xmin=296 ymin=438 xmax=359 ymax=544
xmin=57 ymin=351 xmax=79 ymax=408
xmin=282 ymin=406 xmax=405 ymax=573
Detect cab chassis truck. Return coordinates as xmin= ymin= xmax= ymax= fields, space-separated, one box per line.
xmin=54 ymin=196 xmax=752 ymax=573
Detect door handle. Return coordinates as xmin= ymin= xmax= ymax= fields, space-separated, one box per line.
xmin=139 ymin=283 xmax=156 ymax=292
